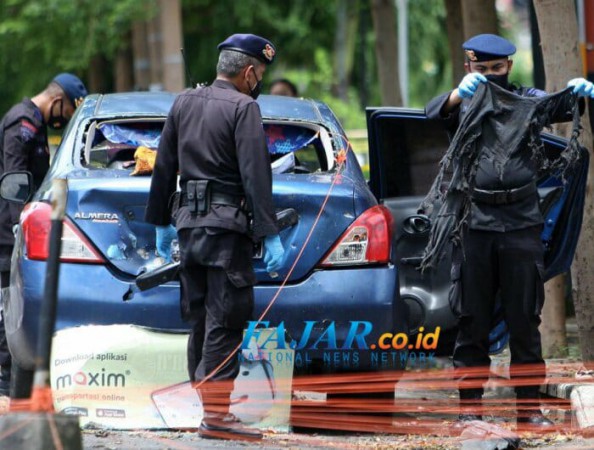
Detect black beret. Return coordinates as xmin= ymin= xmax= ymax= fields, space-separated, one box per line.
xmin=463 ymin=34 xmax=516 ymax=62
xmin=218 ymin=33 xmax=276 ymax=65
xmin=53 ymin=73 xmax=88 ymax=108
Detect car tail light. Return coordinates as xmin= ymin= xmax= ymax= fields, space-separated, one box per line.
xmin=21 ymin=202 xmax=105 ymax=263
xmin=319 ymin=205 xmax=393 ymax=267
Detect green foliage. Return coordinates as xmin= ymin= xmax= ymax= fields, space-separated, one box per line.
xmin=180 ymin=0 xmax=367 ymax=129
xmin=320 ymin=91 xmax=368 ymax=131
xmin=266 ymin=50 xmax=367 ymax=130
xmin=0 ymin=0 xmax=155 ymax=112
xmin=497 ymin=6 xmax=534 ymax=89
xmin=407 ymin=0 xmax=452 ymax=107
xmin=180 ymin=0 xmax=339 ymax=88
xmin=0 ymin=0 xmax=539 ymax=126
xmin=1 ymin=0 xmax=154 ymax=66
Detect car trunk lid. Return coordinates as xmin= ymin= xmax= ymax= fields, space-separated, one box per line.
xmin=64 ymin=172 xmax=358 ymax=282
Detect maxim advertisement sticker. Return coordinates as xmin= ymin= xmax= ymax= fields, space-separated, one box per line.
xmin=51 ymin=325 xmax=293 ymax=431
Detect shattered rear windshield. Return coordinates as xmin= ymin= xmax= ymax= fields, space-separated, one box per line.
xmin=87 ymin=122 xmax=163 ymax=171
xmin=85 ymin=121 xmax=333 ymax=174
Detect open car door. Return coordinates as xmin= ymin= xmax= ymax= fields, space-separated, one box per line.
xmin=366 ymin=107 xmax=589 ymax=354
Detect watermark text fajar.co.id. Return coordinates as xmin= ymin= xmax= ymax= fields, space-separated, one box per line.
xmin=240 ymin=321 xmax=440 ymax=369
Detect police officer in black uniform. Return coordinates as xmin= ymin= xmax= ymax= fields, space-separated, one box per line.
xmin=0 ymin=73 xmax=88 ymax=396
xmin=425 ymin=34 xmax=593 ymax=427
xmin=145 ymin=34 xmax=285 ymax=440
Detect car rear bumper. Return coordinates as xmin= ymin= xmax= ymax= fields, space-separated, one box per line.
xmin=254 ymin=265 xmax=407 ymax=371
xmin=8 ymin=260 xmax=403 ymax=371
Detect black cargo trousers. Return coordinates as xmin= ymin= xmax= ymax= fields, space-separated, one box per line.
xmin=450 ymin=225 xmax=546 ymax=399
xmin=178 ymin=226 xmax=256 ymax=415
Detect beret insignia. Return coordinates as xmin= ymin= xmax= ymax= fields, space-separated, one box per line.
xmin=262 ymin=44 xmax=275 ymax=62
xmin=465 ymin=50 xmax=477 ymax=61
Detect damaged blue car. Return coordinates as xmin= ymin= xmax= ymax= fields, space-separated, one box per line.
xmin=2 ymin=93 xmax=587 ymax=399
xmin=3 ymin=93 xmax=406 ymax=397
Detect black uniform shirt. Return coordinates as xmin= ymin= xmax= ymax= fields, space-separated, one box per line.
xmin=145 ymin=79 xmax=278 ymax=240
xmin=425 ymin=85 xmax=577 ymax=232
xmin=0 ymin=98 xmax=49 ymax=268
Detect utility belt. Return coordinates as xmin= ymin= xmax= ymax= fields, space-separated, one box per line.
xmin=180 ymin=180 xmax=245 ymax=215
xmin=471 ymin=182 xmax=537 ymax=205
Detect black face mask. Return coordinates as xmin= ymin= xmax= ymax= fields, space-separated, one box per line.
xmin=248 ymin=68 xmax=263 ymax=100
xmin=485 ymin=73 xmax=510 ymax=90
xmin=48 ymin=99 xmax=68 ymax=130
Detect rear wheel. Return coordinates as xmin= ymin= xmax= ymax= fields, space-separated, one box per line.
xmin=10 ymin=360 xmax=34 ymax=399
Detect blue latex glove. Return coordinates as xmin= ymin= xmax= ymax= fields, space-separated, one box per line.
xmin=155 ymin=224 xmax=177 ymax=263
xmin=567 ymin=78 xmax=594 ymax=97
xmin=457 ymin=72 xmax=487 ymax=99
xmin=263 ymin=234 xmax=284 ymax=274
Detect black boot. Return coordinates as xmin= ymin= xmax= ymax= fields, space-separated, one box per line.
xmin=517 ymin=412 xmax=554 ymax=427
xmin=455 ymin=389 xmax=483 ymax=424
xmin=198 ymin=384 xmax=263 ymax=441
xmin=199 ymin=412 xmax=263 ymax=441
xmin=516 ymin=390 xmax=554 ymax=428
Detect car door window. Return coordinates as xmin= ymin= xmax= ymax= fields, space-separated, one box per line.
xmin=375 ymin=117 xmax=449 ymax=198
xmin=264 ymin=123 xmax=333 ymax=174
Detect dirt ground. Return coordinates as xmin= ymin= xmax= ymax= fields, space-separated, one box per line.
xmin=80 ymin=425 xmax=594 ymax=450
xmin=70 ymin=371 xmax=594 ymax=450
xmin=3 ymin=380 xmax=594 ymax=449
xmin=4 ymin=335 xmax=594 ymax=449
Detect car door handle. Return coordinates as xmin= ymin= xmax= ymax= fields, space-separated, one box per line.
xmin=276 ymin=208 xmax=299 ymax=230
xmin=400 ymin=256 xmax=423 ymax=266
xmin=402 ymin=215 xmax=431 ymax=235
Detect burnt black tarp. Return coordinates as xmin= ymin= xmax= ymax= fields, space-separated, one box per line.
xmin=419 ymin=83 xmax=582 ymax=270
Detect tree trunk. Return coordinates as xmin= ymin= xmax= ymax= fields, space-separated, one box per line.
xmin=114 ymin=32 xmax=134 ymax=92
xmin=88 ymin=55 xmax=108 ymax=94
xmin=370 ymin=0 xmax=401 ymax=106
xmin=159 ymin=0 xmax=184 ymax=92
xmin=444 ymin=0 xmax=465 ymax=88
xmin=357 ymin=1 xmax=370 ymax=108
xmin=333 ymin=0 xmax=348 ymax=100
xmin=146 ymin=14 xmax=163 ymax=91
xmin=461 ymin=0 xmax=498 ymax=38
xmin=534 ymin=0 xmax=594 ymax=366
xmin=445 ymin=0 xmax=498 ymax=88
xmin=132 ymin=21 xmax=150 ymax=91
xmin=529 ymin=1 xmax=546 ymax=90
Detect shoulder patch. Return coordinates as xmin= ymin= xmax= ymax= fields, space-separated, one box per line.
xmin=20 ymin=120 xmax=38 ymax=142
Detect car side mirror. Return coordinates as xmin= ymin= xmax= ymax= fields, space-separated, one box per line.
xmin=0 ymin=171 xmax=33 ymax=204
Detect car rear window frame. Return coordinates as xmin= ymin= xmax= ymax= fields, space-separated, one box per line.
xmin=83 ymin=117 xmax=167 ymax=168
xmin=81 ymin=117 xmax=336 ymax=173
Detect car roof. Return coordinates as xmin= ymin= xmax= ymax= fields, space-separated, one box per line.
xmin=91 ymin=92 xmax=176 ymax=116
xmin=84 ymin=91 xmax=329 ymax=124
